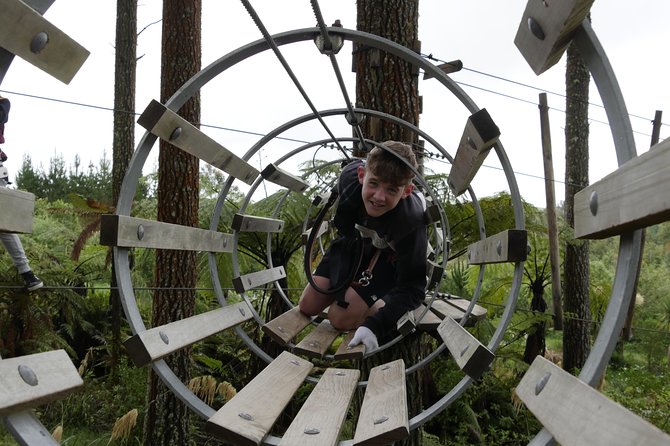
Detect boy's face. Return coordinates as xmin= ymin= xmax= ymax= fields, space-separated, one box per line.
xmin=357 ymin=165 xmax=414 ymax=218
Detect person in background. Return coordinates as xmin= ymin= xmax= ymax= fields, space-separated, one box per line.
xmin=299 ymin=141 xmax=428 ymax=350
xmin=0 ymin=94 xmax=43 ymax=292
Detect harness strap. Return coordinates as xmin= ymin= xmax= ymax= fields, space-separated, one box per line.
xmin=352 ymin=248 xmax=382 ymax=287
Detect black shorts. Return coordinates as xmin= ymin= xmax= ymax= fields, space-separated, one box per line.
xmin=314 ymin=243 xmax=397 ymax=308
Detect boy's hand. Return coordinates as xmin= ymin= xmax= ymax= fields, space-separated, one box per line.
xmin=348 ymin=326 xmax=378 ymax=351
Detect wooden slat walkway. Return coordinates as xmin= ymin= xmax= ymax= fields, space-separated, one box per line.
xmin=353 ymin=359 xmax=409 ymax=445
xmin=437 ymin=316 xmax=494 ymax=380
xmin=278 ymin=368 xmax=360 ymax=446
xmin=124 ymin=302 xmax=252 ymax=366
xmin=100 ymin=215 xmax=233 ymax=252
xmin=0 ymin=350 xmax=83 ymax=416
xmin=206 ymin=351 xmax=313 ymax=445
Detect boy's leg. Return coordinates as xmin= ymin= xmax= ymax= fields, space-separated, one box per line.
xmin=0 ymin=232 xmax=31 ymax=273
xmin=326 ymin=287 xmax=376 ymax=331
xmin=298 ymin=276 xmax=336 ymax=316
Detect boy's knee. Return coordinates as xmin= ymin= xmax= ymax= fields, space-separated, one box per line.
xmin=298 ymin=299 xmax=318 ymax=317
xmin=328 ymin=312 xmax=355 ymax=331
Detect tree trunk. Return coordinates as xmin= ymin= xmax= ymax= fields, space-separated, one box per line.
xmin=355 ymin=1 xmax=423 ymax=444
xmin=354 ymin=0 xmax=421 ymax=153
xmin=109 ymin=0 xmax=137 ymax=383
xmin=143 ymin=1 xmax=201 ymax=444
xmin=563 ymin=40 xmax=591 ymax=373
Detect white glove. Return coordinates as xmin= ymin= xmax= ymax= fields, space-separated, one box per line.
xmin=348 ymin=326 xmax=378 ymax=351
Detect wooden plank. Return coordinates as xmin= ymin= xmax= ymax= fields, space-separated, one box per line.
xmin=574 ymin=139 xmax=670 ymax=239
xmin=333 ymin=331 xmax=365 ymax=361
xmin=99 ymin=214 xmax=233 ymax=252
xmin=262 ymin=307 xmax=312 ymax=346
xmin=442 ymin=296 xmax=488 ymax=321
xmin=293 ymin=320 xmax=341 ymax=358
xmin=396 ymin=311 xmax=415 ymax=336
xmin=448 ymin=109 xmax=500 ymax=196
xmin=279 ymin=368 xmax=360 ymax=446
xmin=413 ymin=304 xmax=442 ymax=331
xmin=514 ymin=0 xmax=595 ymax=75
xmin=428 ymin=299 xmax=464 ymax=322
xmin=232 ymin=213 xmax=284 ymax=233
xmin=467 ymin=229 xmax=527 ymax=265
xmin=0 ymin=187 xmax=34 ymax=233
xmin=124 ymin=302 xmax=252 ymax=366
xmin=137 ymin=99 xmax=259 ymax=185
xmin=206 ymin=351 xmax=313 ymax=446
xmin=0 ymin=350 xmax=83 ymax=416
xmin=426 ymin=259 xmax=444 ymax=291
xmin=232 ymin=266 xmax=286 ymax=293
xmin=353 ymin=359 xmax=408 ymax=445
xmin=516 ymin=356 xmax=670 ymax=446
xmin=261 ymin=163 xmax=308 ymax=193
xmin=302 ymin=221 xmax=329 ymax=244
xmin=0 ymin=0 xmax=89 ymax=84
xmin=437 ymin=316 xmax=494 ymax=380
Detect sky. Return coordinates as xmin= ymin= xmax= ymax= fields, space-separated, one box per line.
xmin=1 ymin=1 xmax=669 ymax=208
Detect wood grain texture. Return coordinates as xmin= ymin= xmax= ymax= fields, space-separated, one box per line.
xmin=353 ymin=359 xmax=408 ymax=445
xmin=0 ymin=350 xmax=83 ymax=415
xmin=137 ymin=99 xmax=259 ymax=185
xmin=514 ymin=0 xmax=595 ymax=75
xmin=261 ymin=163 xmax=308 ymax=192
xmin=448 ymin=108 xmax=500 ymax=196
xmin=124 ymin=302 xmax=252 ymax=366
xmin=334 ymin=331 xmax=365 ymax=360
xmin=293 ymin=320 xmax=341 ymax=358
xmin=99 ymin=214 xmax=233 ymax=252
xmin=233 ymin=266 xmax=286 ymax=293
xmin=437 ymin=316 xmax=494 ymax=380
xmin=279 ymin=368 xmax=360 ymax=446
xmin=206 ymin=351 xmax=313 ymax=445
xmin=232 ymin=213 xmax=284 ymax=233
xmin=0 ymin=187 xmax=34 ymax=233
xmin=0 ymin=0 xmax=89 ymax=83
xmin=413 ymin=304 xmax=443 ymax=331
xmin=574 ymin=138 xmax=670 ymax=239
xmin=262 ymin=307 xmax=312 ymax=345
xmin=467 ymin=229 xmax=527 ymax=265
xmin=516 ymin=356 xmax=670 ymax=446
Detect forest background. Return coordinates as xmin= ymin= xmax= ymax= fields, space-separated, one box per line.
xmin=0 ymin=155 xmax=668 ymax=445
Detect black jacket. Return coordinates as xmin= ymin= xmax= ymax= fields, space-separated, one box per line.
xmin=333 ymin=160 xmax=427 ymax=340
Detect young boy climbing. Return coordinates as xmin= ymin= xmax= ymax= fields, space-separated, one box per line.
xmin=299 ymin=141 xmax=428 ymax=351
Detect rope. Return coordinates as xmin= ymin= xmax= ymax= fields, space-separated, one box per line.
xmin=239 ymin=0 xmax=350 ymax=160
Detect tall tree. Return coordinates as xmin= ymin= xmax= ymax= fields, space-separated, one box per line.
xmin=354 ymin=1 xmax=424 ymax=445
xmin=354 ymin=0 xmax=421 ymax=150
xmin=109 ymin=0 xmax=137 ymax=381
xmin=563 ymin=39 xmax=591 ymax=373
xmin=143 ymin=1 xmax=201 ymax=445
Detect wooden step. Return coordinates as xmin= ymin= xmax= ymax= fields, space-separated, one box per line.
xmin=516 ymin=356 xmax=670 ymax=446
xmin=334 ymin=331 xmax=365 ymax=361
xmin=0 ymin=350 xmax=83 ymax=416
xmin=353 ymin=359 xmax=408 ymax=445
xmin=124 ymin=302 xmax=252 ymax=366
xmin=437 ymin=316 xmax=494 ymax=380
xmin=293 ymin=320 xmax=341 ymax=358
xmin=279 ymin=368 xmax=360 ymax=446
xmin=206 ymin=351 xmax=313 ymax=445
xmin=262 ymin=307 xmax=313 ymax=346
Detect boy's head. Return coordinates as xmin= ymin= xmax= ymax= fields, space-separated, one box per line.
xmin=357 ymin=141 xmax=418 ymax=217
